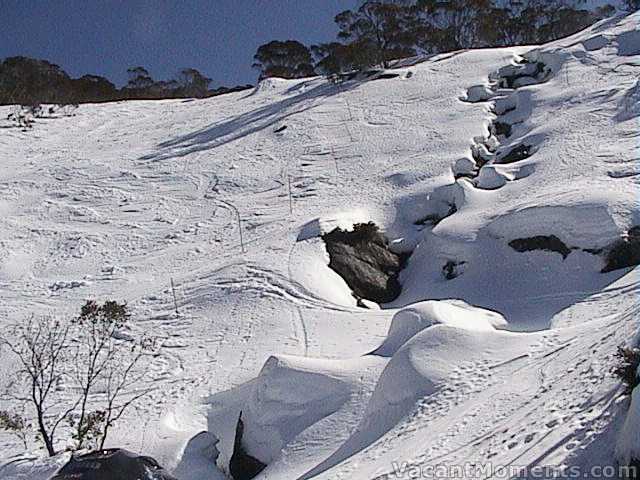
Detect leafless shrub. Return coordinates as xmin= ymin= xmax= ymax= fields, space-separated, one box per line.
xmin=0 ymin=301 xmax=154 ymax=456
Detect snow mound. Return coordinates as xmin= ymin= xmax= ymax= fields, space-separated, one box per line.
xmin=462 ymin=84 xmax=493 ymax=103
xmin=172 ymin=432 xmax=222 ymax=479
xmin=241 ymin=355 xmax=356 ymax=463
xmin=374 ymin=300 xmax=507 ymax=357
xmin=251 ymin=77 xmax=301 ymax=96
xmin=617 ymin=80 xmax=640 ymax=122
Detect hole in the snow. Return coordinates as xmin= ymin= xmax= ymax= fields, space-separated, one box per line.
xmin=490 ymin=121 xmax=513 ymax=138
xmin=497 ymin=144 xmax=534 ymax=164
xmin=229 ymin=412 xmax=267 ymax=480
xmin=415 ymin=203 xmax=458 ymax=226
xmin=372 ymin=72 xmax=401 ymax=80
xmin=442 ymin=260 xmax=466 ymax=280
xmin=509 ymin=235 xmax=572 ymax=259
xmin=498 ymin=61 xmax=547 ymax=89
xmin=471 ymin=146 xmax=492 ymax=168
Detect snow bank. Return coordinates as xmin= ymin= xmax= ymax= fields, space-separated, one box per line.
xmin=303 ymin=326 xmax=530 ymax=479
xmin=616 ymin=385 xmax=640 ymax=466
xmin=484 ymin=203 xmax=623 ymax=250
xmin=290 ymin=238 xmax=357 ymax=307
xmin=374 ymin=300 xmax=507 ymax=357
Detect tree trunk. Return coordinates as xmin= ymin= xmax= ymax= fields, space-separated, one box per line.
xmin=37 ymin=411 xmax=56 ymax=457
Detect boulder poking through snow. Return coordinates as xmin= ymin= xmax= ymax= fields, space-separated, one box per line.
xmin=602 ymin=227 xmax=640 ymax=273
xmin=229 ymin=412 xmax=266 ymax=480
xmin=322 ymin=222 xmax=404 ymax=304
xmin=51 ymin=449 xmax=177 ymax=480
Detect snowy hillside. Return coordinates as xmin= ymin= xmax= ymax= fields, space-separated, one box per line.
xmin=1 ymin=11 xmax=640 ymax=480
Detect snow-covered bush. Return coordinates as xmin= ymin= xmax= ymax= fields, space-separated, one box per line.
xmin=0 ymin=410 xmax=30 ymax=450
xmin=6 ymin=105 xmax=36 ymax=129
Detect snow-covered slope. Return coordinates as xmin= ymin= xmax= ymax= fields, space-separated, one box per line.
xmin=1 ymin=12 xmax=640 ymax=480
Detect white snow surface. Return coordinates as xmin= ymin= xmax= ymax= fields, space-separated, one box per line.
xmin=1 ymin=12 xmax=640 ymax=480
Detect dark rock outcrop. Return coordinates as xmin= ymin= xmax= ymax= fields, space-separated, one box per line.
xmin=51 ymin=449 xmax=177 ymax=480
xmin=509 ymin=235 xmax=571 ymax=259
xmin=602 ymin=227 xmax=640 ymax=273
xmin=323 ymin=222 xmax=404 ymax=304
xmin=229 ymin=413 xmax=267 ymax=480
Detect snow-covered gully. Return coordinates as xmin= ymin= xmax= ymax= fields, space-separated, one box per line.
xmin=212 ymin=23 xmax=640 ymax=480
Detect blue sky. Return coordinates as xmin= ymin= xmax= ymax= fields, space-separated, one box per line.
xmin=0 ymin=0 xmax=359 ymax=87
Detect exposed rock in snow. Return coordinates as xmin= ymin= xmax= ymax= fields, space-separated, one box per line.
xmin=296 ymin=210 xmax=372 ymax=242
xmin=51 ymin=449 xmax=177 ymax=480
xmin=602 ymin=227 xmax=640 ymax=273
xmin=493 ymin=60 xmax=549 ymax=89
xmin=452 ymin=157 xmax=477 ymax=179
xmin=322 ymin=223 xmax=404 ymax=304
xmin=490 ymin=120 xmax=512 ymax=138
xmin=475 ymin=164 xmax=509 ymax=189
